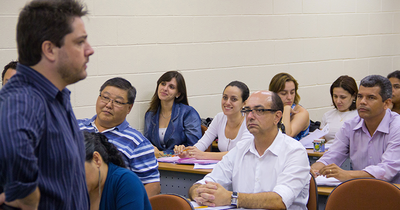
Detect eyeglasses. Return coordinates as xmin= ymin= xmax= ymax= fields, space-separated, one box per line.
xmin=241 ymin=108 xmax=278 ymax=116
xmin=99 ymin=94 xmax=130 ymax=108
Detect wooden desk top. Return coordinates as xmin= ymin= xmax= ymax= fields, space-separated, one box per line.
xmin=318 ymin=183 xmax=400 ymax=196
xmin=306 ymin=149 xmax=324 ymax=157
xmin=158 ymin=162 xmax=212 ymax=175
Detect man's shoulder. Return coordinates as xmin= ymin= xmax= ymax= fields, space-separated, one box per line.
xmin=111 ymin=126 xmax=151 ymax=146
xmin=77 ymin=118 xmax=92 ymax=125
xmin=0 ymin=81 xmax=47 ymax=110
xmin=341 ymin=114 xmax=362 ymax=129
xmin=233 ymin=138 xmax=252 ymax=152
xmin=280 ymin=133 xmax=306 ymax=151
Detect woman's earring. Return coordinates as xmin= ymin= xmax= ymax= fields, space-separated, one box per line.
xmin=98 ymin=168 xmax=101 ymax=196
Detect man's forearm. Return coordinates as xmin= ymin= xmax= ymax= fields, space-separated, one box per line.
xmin=144 ymin=182 xmax=161 ymax=197
xmin=238 ymin=192 xmax=286 ymax=210
xmin=348 ymin=170 xmax=374 ymax=180
xmin=6 ymin=187 xmax=40 ymax=210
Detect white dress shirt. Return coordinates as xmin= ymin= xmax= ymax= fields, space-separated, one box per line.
xmin=197 ymin=131 xmax=310 ymax=210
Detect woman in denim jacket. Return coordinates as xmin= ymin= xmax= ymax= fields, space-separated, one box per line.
xmin=144 ymin=71 xmax=202 ymax=155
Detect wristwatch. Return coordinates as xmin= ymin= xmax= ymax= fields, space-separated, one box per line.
xmin=231 ymin=191 xmax=238 ymax=207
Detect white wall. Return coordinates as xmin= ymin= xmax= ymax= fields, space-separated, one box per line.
xmin=1 ymin=0 xmax=400 ymax=132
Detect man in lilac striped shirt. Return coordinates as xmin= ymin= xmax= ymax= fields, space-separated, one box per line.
xmin=0 ymin=0 xmax=94 ymax=209
xmin=311 ymin=75 xmax=400 ymax=184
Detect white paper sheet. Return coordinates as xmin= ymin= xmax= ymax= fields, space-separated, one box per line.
xmin=300 ymin=124 xmax=330 ymax=148
xmin=194 ymin=163 xmax=217 ymax=169
xmin=191 ymin=201 xmax=235 ymax=209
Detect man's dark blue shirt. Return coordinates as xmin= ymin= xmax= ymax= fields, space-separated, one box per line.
xmin=0 ymin=64 xmax=89 ymax=209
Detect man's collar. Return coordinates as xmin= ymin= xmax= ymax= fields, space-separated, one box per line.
xmin=248 ymin=131 xmax=282 ymax=157
xmin=17 ymin=63 xmax=68 ymax=100
xmin=354 ymin=109 xmax=390 ymax=134
xmin=89 ymin=115 xmax=130 ymax=132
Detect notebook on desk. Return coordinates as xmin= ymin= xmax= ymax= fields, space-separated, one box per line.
xmin=157 ymin=156 xmax=219 ymax=165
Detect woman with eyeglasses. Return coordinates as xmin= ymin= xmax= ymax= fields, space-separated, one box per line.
xmin=144 ymin=71 xmax=202 ymax=155
xmin=174 ymin=81 xmax=253 ymax=160
xmin=269 ymin=73 xmax=310 ymax=140
xmin=83 ymin=131 xmax=151 ymax=210
xmin=321 ymin=75 xmax=358 ymax=146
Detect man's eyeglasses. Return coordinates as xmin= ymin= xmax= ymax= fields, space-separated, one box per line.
xmin=241 ymin=108 xmax=278 ymax=116
xmin=99 ymin=94 xmax=130 ymax=108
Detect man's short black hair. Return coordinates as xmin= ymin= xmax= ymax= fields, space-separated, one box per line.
xmin=100 ymin=77 xmax=136 ymax=104
xmin=17 ymin=0 xmax=88 ymax=66
xmin=2 ymin=61 xmax=17 ymax=83
xmin=360 ymin=75 xmax=392 ymax=102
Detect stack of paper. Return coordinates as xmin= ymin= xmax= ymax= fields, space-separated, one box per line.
xmin=300 ymin=124 xmax=330 ymax=149
xmin=315 ymin=176 xmax=342 ymax=186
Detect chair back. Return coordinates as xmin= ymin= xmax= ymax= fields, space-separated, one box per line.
xmin=201 ymin=125 xmax=207 ymax=136
xmin=325 ymin=178 xmax=400 ymax=210
xmin=307 ymin=174 xmax=318 ymax=210
xmin=201 ymin=125 xmax=213 ymax=152
xmin=149 ymin=193 xmax=194 ymax=210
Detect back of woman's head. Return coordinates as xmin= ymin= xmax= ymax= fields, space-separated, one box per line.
xmin=84 ymin=131 xmax=126 ymax=168
xmin=224 ymin=81 xmax=250 ymax=102
xmin=330 ymin=75 xmax=358 ymax=111
xmin=148 ymin=71 xmax=189 ymax=112
xmin=269 ymin=73 xmax=300 ymax=104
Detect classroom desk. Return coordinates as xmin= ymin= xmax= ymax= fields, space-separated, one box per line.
xmin=158 ymin=149 xmax=349 ymax=197
xmin=306 ymin=149 xmax=351 ymax=170
xmin=158 ymin=162 xmax=212 ymax=198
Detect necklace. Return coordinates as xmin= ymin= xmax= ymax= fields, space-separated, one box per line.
xmin=161 ymin=112 xmax=171 ymax=119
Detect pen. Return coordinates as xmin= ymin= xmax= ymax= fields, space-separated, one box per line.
xmin=194 ymin=206 xmax=208 ymax=209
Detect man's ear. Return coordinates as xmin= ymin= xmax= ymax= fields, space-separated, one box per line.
xmin=275 ymin=110 xmax=283 ymax=125
xmin=383 ymin=98 xmax=392 ymax=110
xmin=41 ymin=40 xmax=57 ymax=62
xmin=127 ymin=104 xmax=133 ymax=114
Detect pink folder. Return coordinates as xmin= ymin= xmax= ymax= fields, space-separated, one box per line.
xmin=157 ymin=156 xmax=219 ymax=165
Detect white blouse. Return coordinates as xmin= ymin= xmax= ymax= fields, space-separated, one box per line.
xmin=194 ymin=112 xmax=253 ymax=152
xmin=321 ymin=109 xmax=358 ymax=145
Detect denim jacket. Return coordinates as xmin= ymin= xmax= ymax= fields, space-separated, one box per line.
xmin=144 ymin=102 xmax=202 ymax=154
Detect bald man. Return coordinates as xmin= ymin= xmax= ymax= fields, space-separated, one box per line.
xmin=189 ymin=91 xmax=310 ymax=210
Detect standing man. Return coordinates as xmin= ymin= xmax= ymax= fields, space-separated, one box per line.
xmin=78 ymin=77 xmax=161 ymax=197
xmin=311 ymin=75 xmax=400 ymax=183
xmin=0 ymin=0 xmax=94 ymax=209
xmin=189 ymin=91 xmax=310 ymax=209
xmin=2 ymin=61 xmax=17 ymax=85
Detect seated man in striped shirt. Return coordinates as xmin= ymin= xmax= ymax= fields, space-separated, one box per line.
xmin=78 ymin=77 xmax=160 ymax=197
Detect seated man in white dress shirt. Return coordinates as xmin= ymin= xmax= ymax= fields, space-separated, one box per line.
xmin=189 ymin=91 xmax=310 ymax=210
